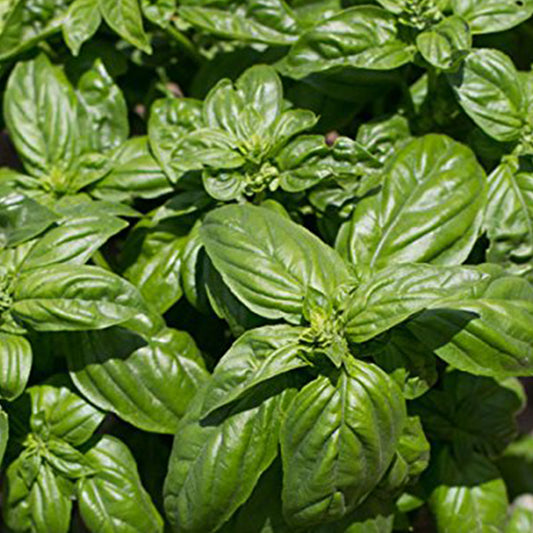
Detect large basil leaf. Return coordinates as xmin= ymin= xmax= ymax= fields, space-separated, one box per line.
xmin=0 ymin=333 xmax=32 ymax=401
xmin=343 ymin=264 xmax=487 ymax=343
xmin=63 ymin=0 xmax=102 ymax=55
xmin=201 ymin=204 xmax=351 ymax=323
xmin=76 ymin=59 xmax=129 ymax=154
xmin=507 ymin=497 xmax=533 ymax=533
xmin=448 ymin=49 xmax=525 ymax=142
xmin=94 ymin=137 xmax=173 ymax=202
xmin=337 ymin=135 xmax=486 ymax=272
xmin=452 ymin=0 xmax=533 ymax=34
xmin=3 ymin=457 xmax=73 ymax=533
xmin=179 ymin=0 xmax=300 ymax=45
xmin=98 ymin=0 xmax=152 ymax=53
xmin=66 ymin=327 xmax=208 ymax=433
xmin=28 ymin=384 xmax=105 ymax=446
xmin=484 ymin=157 xmax=533 ymax=281
xmin=279 ymin=6 xmax=415 ymax=80
xmin=20 ymin=216 xmax=127 ymax=271
xmin=4 ymin=54 xmax=79 ymax=178
xmin=412 ymin=370 xmax=525 ymax=457
xmin=78 ymin=436 xmax=164 ymax=533
xmin=121 ymin=218 xmax=189 ymax=313
xmin=426 ymin=449 xmax=508 ymax=533
xmin=0 ymin=189 xmax=59 ymax=248
xmin=12 ymin=264 xmax=149 ymax=332
xmin=200 ymin=325 xmax=307 ymax=417
xmin=280 ymin=359 xmax=406 ymax=527
xmin=164 ymin=377 xmax=297 ymax=533
xmin=408 ymin=274 xmax=533 ymax=378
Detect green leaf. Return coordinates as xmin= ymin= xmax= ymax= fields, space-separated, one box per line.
xmin=94 ymin=137 xmax=173 ymax=202
xmin=416 ymin=15 xmax=471 ymax=70
xmin=164 ymin=377 xmax=297 ymax=533
xmin=343 ymin=264 xmax=487 ymax=343
xmin=4 ymin=54 xmax=79 ymax=178
xmin=484 ymin=157 xmax=533 ymax=281
xmin=279 ymin=6 xmax=415 ymax=80
xmin=67 ymin=327 xmax=208 ymax=433
xmin=0 ymin=189 xmax=59 ymax=248
xmin=141 ymin=0 xmax=176 ymax=26
xmin=63 ymin=0 xmax=102 ymax=55
xmin=44 ymin=438 xmax=98 ymax=479
xmin=337 ymin=135 xmax=486 ymax=272
xmin=0 ymin=408 xmax=7 ymax=466
xmin=497 ymin=435 xmax=533 ymax=498
xmin=374 ymin=327 xmax=438 ymax=400
xmin=200 ymin=325 xmax=307 ymax=417
xmin=0 ymin=333 xmax=32 ymax=401
xmin=148 ymin=97 xmax=204 ymax=184
xmin=179 ymin=0 xmax=300 ymax=46
xmin=76 ymin=59 xmax=129 ymax=153
xmin=413 ymin=370 xmax=524 ymax=457
xmin=20 ymin=216 xmax=127 ymax=271
xmin=426 ymin=449 xmax=508 ymax=533
xmin=4 ymin=457 xmax=73 ymax=533
xmin=78 ymin=436 xmax=164 ymax=533
xmin=448 ymin=48 xmax=525 ymax=142
xmin=201 ymin=204 xmax=351 ymax=323
xmin=99 ymin=0 xmax=152 ymax=53
xmin=12 ymin=264 xmax=150 ymax=332
xmin=408 ymin=274 xmax=533 ymax=378
xmin=451 ymin=0 xmax=533 ymax=34
xmin=280 ymin=359 xmax=406 ymax=527
xmin=121 ymin=218 xmax=188 ymax=313
xmin=28 ymin=384 xmax=105 ymax=445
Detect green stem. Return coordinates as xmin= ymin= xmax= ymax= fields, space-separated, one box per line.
xmin=166 ymin=23 xmax=202 ymax=63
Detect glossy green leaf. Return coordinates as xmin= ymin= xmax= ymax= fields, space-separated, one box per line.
xmin=201 ymin=204 xmax=351 ymax=323
xmin=497 ymin=435 xmax=533 ymax=498
xmin=121 ymin=218 xmax=189 ymax=313
xmin=452 ymin=0 xmax=533 ymax=34
xmin=67 ymin=327 xmax=208 ymax=433
xmin=337 ymin=135 xmax=486 ymax=272
xmin=506 ymin=496 xmax=533 ymax=533
xmin=0 ymin=333 xmax=32 ymax=401
xmin=344 ymin=264 xmax=487 ymax=343
xmin=280 ymin=359 xmax=406 ymax=527
xmin=484 ymin=157 xmax=533 ymax=281
xmin=179 ymin=0 xmax=300 ymax=46
xmin=200 ymin=325 xmax=307 ymax=417
xmin=416 ymin=15 xmax=471 ymax=70
xmin=63 ymin=0 xmax=102 ymax=55
xmin=94 ymin=137 xmax=173 ymax=202
xmin=0 ymin=189 xmax=59 ymax=248
xmin=28 ymin=384 xmax=105 ymax=445
xmin=78 ymin=436 xmax=164 ymax=533
xmin=4 ymin=457 xmax=73 ymax=533
xmin=4 ymin=54 xmax=79 ymax=178
xmin=279 ymin=7 xmax=415 ymax=80
xmin=12 ymin=264 xmax=149 ymax=332
xmin=76 ymin=59 xmax=129 ymax=153
xmin=44 ymin=437 xmax=99 ymax=479
xmin=427 ymin=449 xmax=508 ymax=533
xmin=20 ymin=216 xmax=126 ymax=271
xmin=448 ymin=49 xmax=525 ymax=142
xmin=408 ymin=274 xmax=533 ymax=378
xmin=164 ymin=377 xmax=297 ymax=533
xmin=99 ymin=0 xmax=152 ymax=53
xmin=413 ymin=370 xmax=524 ymax=457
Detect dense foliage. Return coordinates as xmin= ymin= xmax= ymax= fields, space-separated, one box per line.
xmin=1 ymin=0 xmax=533 ymax=531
